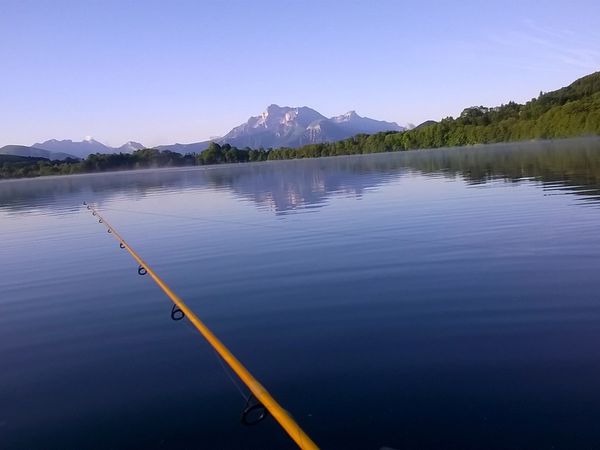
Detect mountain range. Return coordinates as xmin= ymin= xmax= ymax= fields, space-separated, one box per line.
xmin=158 ymin=105 xmax=405 ymax=153
xmin=1 ymin=105 xmax=405 ymax=160
xmin=33 ymin=138 xmax=145 ymax=159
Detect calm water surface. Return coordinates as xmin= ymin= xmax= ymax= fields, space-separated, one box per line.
xmin=2 ymin=139 xmax=600 ymax=449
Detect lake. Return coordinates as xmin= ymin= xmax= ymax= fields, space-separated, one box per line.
xmin=2 ymin=138 xmax=600 ymax=449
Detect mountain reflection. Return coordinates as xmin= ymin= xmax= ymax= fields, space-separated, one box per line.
xmin=1 ymin=137 xmax=600 ymax=214
xmin=201 ymin=158 xmax=407 ymax=213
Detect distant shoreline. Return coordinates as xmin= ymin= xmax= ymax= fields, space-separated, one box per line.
xmin=2 ymin=136 xmax=600 ymax=183
xmin=3 ymin=70 xmax=599 ymax=180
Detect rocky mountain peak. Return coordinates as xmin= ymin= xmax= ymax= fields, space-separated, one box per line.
xmin=214 ymin=104 xmax=402 ymax=149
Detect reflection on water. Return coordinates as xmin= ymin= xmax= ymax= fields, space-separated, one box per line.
xmin=2 ymin=137 xmax=600 ymax=215
xmin=2 ymin=138 xmax=600 ymax=450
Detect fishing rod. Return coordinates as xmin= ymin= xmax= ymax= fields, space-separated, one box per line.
xmin=84 ymin=202 xmax=319 ymax=450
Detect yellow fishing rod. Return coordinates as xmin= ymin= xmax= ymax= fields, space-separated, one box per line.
xmin=84 ymin=202 xmax=318 ymax=450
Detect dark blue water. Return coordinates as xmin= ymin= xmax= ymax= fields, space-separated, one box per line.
xmin=2 ymin=139 xmax=600 ymax=449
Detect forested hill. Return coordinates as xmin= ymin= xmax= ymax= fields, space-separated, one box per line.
xmin=2 ymin=71 xmax=600 ymax=179
xmin=399 ymin=70 xmax=600 ymax=146
xmin=268 ymin=70 xmax=600 ymax=159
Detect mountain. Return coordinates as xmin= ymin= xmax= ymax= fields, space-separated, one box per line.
xmin=159 ymin=104 xmax=405 ymax=152
xmin=219 ymin=104 xmax=328 ymax=148
xmin=116 ymin=141 xmax=145 ymax=152
xmin=33 ymin=138 xmax=112 ymax=159
xmin=329 ymin=110 xmax=404 ymax=135
xmin=156 ymin=142 xmax=211 ymax=154
xmin=0 ymin=145 xmax=78 ymax=161
xmin=31 ymin=138 xmax=147 ymax=159
xmin=220 ymin=104 xmax=404 ymax=148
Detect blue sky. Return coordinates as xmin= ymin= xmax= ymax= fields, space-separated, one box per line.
xmin=1 ymin=0 xmax=599 ymax=147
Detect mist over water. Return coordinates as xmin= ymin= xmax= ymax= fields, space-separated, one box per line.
xmin=2 ymin=138 xmax=600 ymax=449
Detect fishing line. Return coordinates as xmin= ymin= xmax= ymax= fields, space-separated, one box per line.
xmin=212 ymin=348 xmax=250 ymax=402
xmin=176 ymin=308 xmax=250 ymax=403
xmin=84 ymin=202 xmax=319 ymax=449
xmin=97 ymin=205 xmax=412 ymax=246
xmin=99 ymin=206 xmax=283 ymax=231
